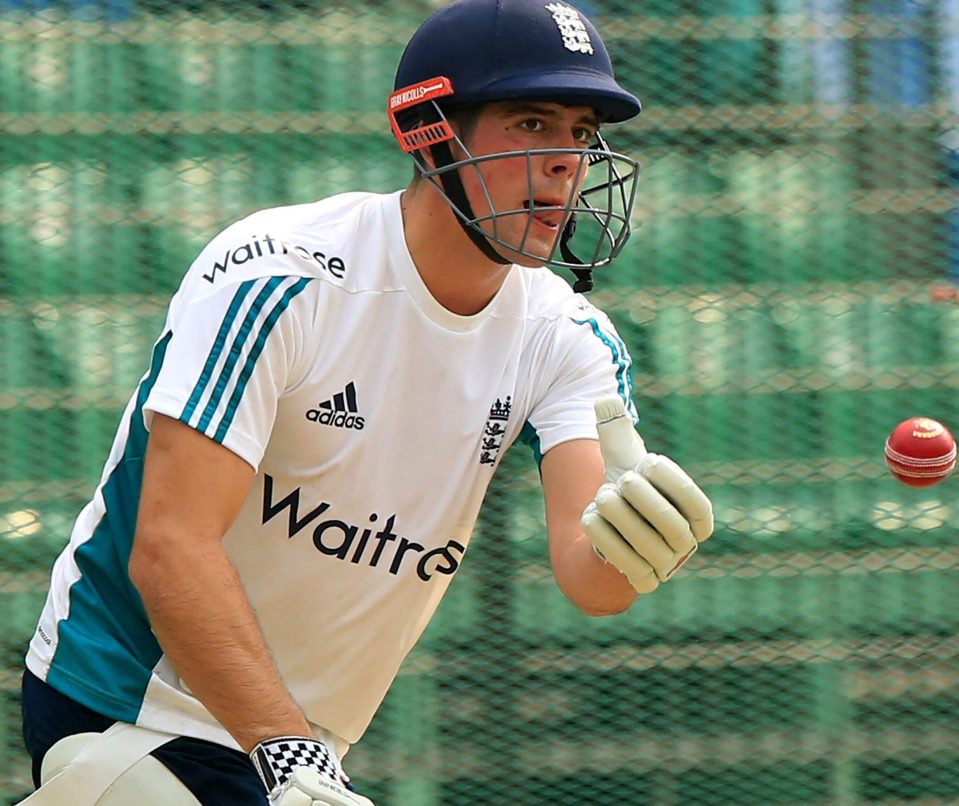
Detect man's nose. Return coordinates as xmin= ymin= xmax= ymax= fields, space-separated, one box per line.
xmin=543 ymin=148 xmax=586 ymax=179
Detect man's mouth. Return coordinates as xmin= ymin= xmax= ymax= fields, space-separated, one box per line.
xmin=524 ymin=199 xmax=565 ymax=230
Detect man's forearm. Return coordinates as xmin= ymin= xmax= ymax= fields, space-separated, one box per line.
xmin=130 ymin=537 xmax=311 ymax=752
xmin=552 ymin=532 xmax=638 ymax=616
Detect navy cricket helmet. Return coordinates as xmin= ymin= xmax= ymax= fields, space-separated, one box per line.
xmin=388 ymin=0 xmax=643 ymax=290
xmin=393 ymin=0 xmax=641 ymax=124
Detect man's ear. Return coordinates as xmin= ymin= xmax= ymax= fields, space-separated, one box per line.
xmin=417 ymin=143 xmax=439 ymax=171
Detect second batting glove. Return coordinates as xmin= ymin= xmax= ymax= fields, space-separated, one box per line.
xmin=581 ymin=397 xmax=714 ymax=594
xmin=250 ymin=736 xmax=374 ymax=806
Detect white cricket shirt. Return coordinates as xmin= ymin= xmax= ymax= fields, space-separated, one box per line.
xmin=26 ymin=190 xmax=637 ymax=758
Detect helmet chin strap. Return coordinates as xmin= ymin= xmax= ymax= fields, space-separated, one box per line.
xmin=558 ymin=215 xmax=594 ymax=293
xmin=428 ymin=140 xmax=512 ymax=266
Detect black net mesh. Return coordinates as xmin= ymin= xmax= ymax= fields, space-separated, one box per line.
xmin=3 ymin=2 xmax=959 ymax=804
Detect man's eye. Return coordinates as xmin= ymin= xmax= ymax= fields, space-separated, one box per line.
xmin=520 ymin=119 xmax=545 ymax=132
xmin=574 ymin=127 xmax=597 ymax=143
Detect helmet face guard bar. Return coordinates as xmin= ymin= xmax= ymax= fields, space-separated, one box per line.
xmin=419 ymin=142 xmax=639 ymax=271
xmin=389 ymin=78 xmax=641 ymax=280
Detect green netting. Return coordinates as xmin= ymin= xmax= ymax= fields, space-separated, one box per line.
xmin=2 ymin=1 xmax=959 ymax=804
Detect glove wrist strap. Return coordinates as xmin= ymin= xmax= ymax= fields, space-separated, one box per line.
xmin=250 ymin=735 xmax=343 ymax=795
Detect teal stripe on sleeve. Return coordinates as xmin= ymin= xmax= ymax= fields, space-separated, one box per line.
xmin=47 ymin=332 xmax=173 ymax=722
xmin=572 ymin=317 xmax=634 ymax=410
xmin=182 ymin=280 xmax=257 ymax=423
xmin=213 ymin=278 xmax=310 ymax=442
xmin=602 ymin=323 xmax=637 ymax=409
xmin=198 ymin=277 xmax=285 ymax=432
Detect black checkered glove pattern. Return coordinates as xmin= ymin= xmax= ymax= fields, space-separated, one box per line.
xmin=250 ymin=736 xmax=345 ymax=796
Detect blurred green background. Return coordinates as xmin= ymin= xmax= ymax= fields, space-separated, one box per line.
xmin=2 ymin=1 xmax=959 ymax=803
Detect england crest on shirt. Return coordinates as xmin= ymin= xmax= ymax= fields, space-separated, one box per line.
xmin=479 ymin=396 xmax=512 ymax=466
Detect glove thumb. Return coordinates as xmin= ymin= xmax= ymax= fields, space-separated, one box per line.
xmin=594 ymin=396 xmax=647 ymax=484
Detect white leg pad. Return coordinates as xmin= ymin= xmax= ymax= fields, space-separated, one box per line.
xmin=40 ymin=733 xmax=102 ymax=784
xmin=18 ymin=725 xmax=201 ymax=806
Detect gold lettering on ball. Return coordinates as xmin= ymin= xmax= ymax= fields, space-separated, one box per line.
xmin=912 ymin=418 xmax=944 ymax=438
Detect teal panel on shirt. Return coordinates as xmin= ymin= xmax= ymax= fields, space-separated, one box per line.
xmin=47 ymin=332 xmax=172 ymax=722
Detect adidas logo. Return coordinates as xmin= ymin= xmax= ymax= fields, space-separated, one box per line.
xmin=306 ymin=381 xmax=366 ymax=430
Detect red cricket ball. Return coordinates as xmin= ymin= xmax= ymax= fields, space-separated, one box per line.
xmin=884 ymin=417 xmax=957 ymax=488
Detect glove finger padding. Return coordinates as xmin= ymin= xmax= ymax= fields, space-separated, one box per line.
xmin=584 ymin=452 xmax=715 ymax=586
xmin=639 ymin=454 xmax=714 ymax=543
xmin=593 ymin=482 xmax=684 ymax=579
xmin=582 ymin=503 xmax=659 ymax=594
xmin=616 ymin=471 xmax=698 ymax=559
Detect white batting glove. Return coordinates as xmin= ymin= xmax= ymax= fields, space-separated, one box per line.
xmin=250 ymin=736 xmax=375 ymax=806
xmin=270 ymin=768 xmax=375 ymax=806
xmin=581 ymin=396 xmax=714 ymax=594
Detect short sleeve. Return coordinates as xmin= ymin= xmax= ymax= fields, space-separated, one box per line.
xmin=143 ymin=275 xmax=313 ymax=470
xmin=523 ymin=305 xmax=637 ymax=460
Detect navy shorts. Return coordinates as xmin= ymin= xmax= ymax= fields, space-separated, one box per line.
xmin=21 ymin=668 xmax=271 ymax=805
